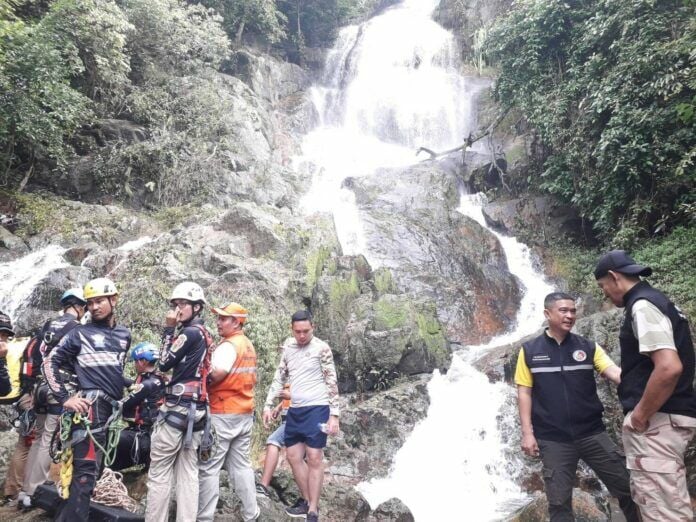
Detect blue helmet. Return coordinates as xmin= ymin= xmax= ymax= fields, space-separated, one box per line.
xmin=131 ymin=342 xmax=159 ymax=362
xmin=61 ymin=288 xmax=87 ymax=306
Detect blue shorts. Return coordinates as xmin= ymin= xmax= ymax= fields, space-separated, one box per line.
xmin=266 ymin=421 xmax=286 ymax=448
xmin=284 ymin=405 xmax=329 ymax=449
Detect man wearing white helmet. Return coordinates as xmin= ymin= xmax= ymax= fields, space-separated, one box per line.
xmin=45 ymin=278 xmax=130 ymax=522
xmin=146 ymin=281 xmax=214 ymax=522
xmin=16 ymin=287 xmax=87 ymax=510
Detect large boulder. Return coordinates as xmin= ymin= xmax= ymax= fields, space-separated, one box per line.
xmin=343 ymin=159 xmax=521 ymax=345
xmin=224 ymin=49 xmax=311 ymax=105
xmin=310 ymin=254 xmax=451 ymax=393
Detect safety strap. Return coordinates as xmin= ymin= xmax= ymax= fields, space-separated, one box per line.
xmin=184 ymin=399 xmax=196 ymax=449
xmin=193 ymin=324 xmax=214 ymax=403
xmin=43 ymin=320 xmax=79 ymax=354
xmin=158 ymin=409 xmax=205 ymax=433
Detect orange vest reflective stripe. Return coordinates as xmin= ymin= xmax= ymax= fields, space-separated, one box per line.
xmin=209 ymin=332 xmax=257 ymax=414
xmin=281 ymin=383 xmax=290 ymax=412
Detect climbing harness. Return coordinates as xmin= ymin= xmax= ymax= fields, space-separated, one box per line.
xmin=54 ymin=398 xmax=128 ymax=499
xmin=12 ymin=403 xmax=37 ymax=437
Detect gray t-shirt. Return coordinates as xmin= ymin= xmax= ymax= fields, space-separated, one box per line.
xmin=264 ymin=335 xmax=340 ymax=416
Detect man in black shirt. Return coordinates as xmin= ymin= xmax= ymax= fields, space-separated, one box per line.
xmin=145 ymin=281 xmax=213 ymax=522
xmin=19 ymin=288 xmax=86 ymax=509
xmin=45 ymin=278 xmax=130 ymax=522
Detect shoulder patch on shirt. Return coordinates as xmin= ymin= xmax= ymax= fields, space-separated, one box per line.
xmin=572 ymin=350 xmax=587 ymax=362
xmin=171 ymin=334 xmax=187 ymax=353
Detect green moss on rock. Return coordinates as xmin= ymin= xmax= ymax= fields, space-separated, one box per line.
xmin=374 ymin=296 xmax=409 ymax=330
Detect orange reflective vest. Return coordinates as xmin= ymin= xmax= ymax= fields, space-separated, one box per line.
xmin=209 ymin=332 xmax=257 ymax=414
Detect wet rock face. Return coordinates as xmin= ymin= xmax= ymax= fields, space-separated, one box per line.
xmin=483 ymin=196 xmax=594 ymax=245
xmin=344 ymin=159 xmax=521 ymax=345
xmin=310 ymin=255 xmax=451 ymax=393
xmin=507 ymin=489 xmax=610 ymax=522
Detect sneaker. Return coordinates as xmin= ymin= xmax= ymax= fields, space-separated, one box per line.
xmin=307 ymin=511 xmax=319 ymax=522
xmin=255 ymin=483 xmax=270 ymax=498
xmin=285 ymin=498 xmax=309 ymax=518
xmin=245 ymin=504 xmax=260 ymax=521
xmin=20 ymin=495 xmax=33 ymax=511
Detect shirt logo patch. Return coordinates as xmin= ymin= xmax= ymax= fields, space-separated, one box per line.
xmin=92 ymin=334 xmax=105 ymax=349
xmin=572 ymin=350 xmax=587 ymax=362
xmin=532 ymin=355 xmax=551 ymax=362
xmin=171 ymin=334 xmax=187 ymax=353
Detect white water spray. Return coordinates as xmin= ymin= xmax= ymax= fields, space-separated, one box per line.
xmin=0 ymin=245 xmax=68 ymax=322
xmin=296 ymin=0 xmax=556 ymax=518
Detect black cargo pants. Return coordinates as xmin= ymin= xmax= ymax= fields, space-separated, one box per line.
xmin=538 ymin=431 xmax=640 ymax=522
xmin=55 ymin=397 xmax=113 ymax=522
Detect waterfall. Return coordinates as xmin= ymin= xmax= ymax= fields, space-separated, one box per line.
xmin=0 ymin=245 xmax=68 ymax=322
xmin=357 ymin=193 xmax=555 ymax=520
xmin=295 ymin=0 xmax=557 ymax=518
xmin=296 ymin=0 xmax=486 ymax=261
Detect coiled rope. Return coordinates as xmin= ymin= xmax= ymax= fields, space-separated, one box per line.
xmin=92 ymin=468 xmax=138 ymax=512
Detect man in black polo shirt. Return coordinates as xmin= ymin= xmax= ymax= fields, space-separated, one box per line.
xmin=514 ymin=292 xmax=638 ymax=522
xmin=595 ymin=250 xmax=696 ymax=521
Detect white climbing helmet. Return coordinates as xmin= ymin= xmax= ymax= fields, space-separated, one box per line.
xmin=170 ymin=281 xmax=206 ymax=304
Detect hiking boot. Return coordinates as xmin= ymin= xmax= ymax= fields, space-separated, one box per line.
xmin=285 ymin=498 xmax=309 ymax=518
xmin=307 ymin=511 xmax=319 ymax=522
xmin=255 ymin=483 xmax=270 ymax=498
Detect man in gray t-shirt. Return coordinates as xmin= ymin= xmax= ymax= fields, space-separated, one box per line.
xmin=263 ymin=311 xmax=340 ymax=522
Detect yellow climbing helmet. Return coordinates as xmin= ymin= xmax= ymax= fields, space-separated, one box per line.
xmin=83 ymin=278 xmax=118 ymax=299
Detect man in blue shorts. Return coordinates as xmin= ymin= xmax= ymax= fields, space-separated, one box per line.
xmin=263 ymin=311 xmax=340 ymax=522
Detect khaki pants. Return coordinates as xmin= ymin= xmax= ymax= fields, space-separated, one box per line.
xmin=623 ymin=410 xmax=696 ymax=521
xmin=3 ymin=393 xmax=34 ymax=497
xmin=23 ymin=412 xmax=59 ymax=495
xmin=198 ymin=413 xmax=258 ymax=522
xmin=3 ymin=432 xmax=31 ymax=497
xmin=145 ymin=403 xmax=204 ymax=522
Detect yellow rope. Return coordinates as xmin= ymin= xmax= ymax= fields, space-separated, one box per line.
xmin=59 ymin=447 xmax=73 ymax=499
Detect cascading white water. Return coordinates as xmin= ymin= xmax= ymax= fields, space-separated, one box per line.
xmin=295 ymin=0 xmax=559 ymax=519
xmin=0 ymin=245 xmax=68 ymax=322
xmin=357 ymin=194 xmax=555 ymax=520
xmin=296 ymin=0 xmax=485 ymax=261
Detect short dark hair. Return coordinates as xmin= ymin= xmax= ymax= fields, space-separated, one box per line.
xmin=291 ymin=310 xmax=313 ymax=323
xmin=544 ymin=292 xmax=575 ymax=309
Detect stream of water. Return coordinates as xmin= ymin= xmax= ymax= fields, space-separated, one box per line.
xmin=295 ymin=0 xmax=555 ymax=518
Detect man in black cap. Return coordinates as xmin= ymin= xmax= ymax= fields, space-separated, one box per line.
xmin=0 ymin=312 xmax=13 ymax=396
xmin=595 ymin=250 xmax=696 ymax=521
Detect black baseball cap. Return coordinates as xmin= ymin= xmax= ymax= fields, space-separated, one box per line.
xmin=0 ymin=311 xmax=14 ymax=336
xmin=594 ymin=250 xmax=652 ymax=279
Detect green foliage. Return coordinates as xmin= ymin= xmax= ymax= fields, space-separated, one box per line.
xmin=548 ymin=226 xmax=696 ymax=319
xmin=487 ymin=0 xmax=696 ymax=240
xmin=0 ymin=3 xmax=92 ymax=178
xmin=46 ymin=0 xmax=133 ymax=111
xmin=198 ymin=0 xmax=286 ymax=44
xmin=632 ymin=226 xmax=696 ymax=319
xmin=122 ymin=0 xmax=229 ymax=81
